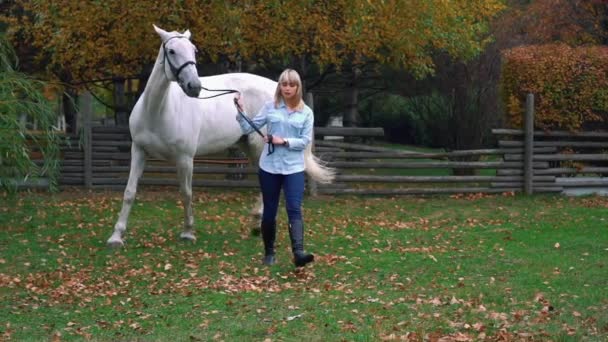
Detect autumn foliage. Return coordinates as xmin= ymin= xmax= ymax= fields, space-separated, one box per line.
xmin=0 ymin=1 xmax=504 ymax=85
xmin=501 ymin=44 xmax=608 ymax=131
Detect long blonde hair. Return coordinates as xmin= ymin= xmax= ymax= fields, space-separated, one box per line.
xmin=274 ymin=69 xmax=305 ymax=110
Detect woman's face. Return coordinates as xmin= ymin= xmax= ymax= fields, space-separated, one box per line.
xmin=280 ymin=80 xmax=298 ymax=101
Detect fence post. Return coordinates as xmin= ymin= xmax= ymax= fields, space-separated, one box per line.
xmin=305 ymin=92 xmax=318 ymax=196
xmin=524 ymin=93 xmax=534 ymax=195
xmin=82 ymin=91 xmax=93 ymax=189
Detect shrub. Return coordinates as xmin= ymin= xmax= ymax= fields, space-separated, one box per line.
xmin=360 ymin=93 xmax=453 ymax=148
xmin=501 ymin=44 xmax=608 ymax=130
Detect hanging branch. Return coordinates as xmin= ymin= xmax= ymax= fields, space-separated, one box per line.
xmin=84 ymin=83 xmax=117 ymax=111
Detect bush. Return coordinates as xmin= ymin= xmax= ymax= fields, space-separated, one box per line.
xmin=501 ymin=44 xmax=608 ymax=130
xmin=360 ymin=93 xmax=452 ymax=148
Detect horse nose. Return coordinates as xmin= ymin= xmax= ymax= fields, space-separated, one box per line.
xmin=188 ymin=80 xmax=201 ymax=96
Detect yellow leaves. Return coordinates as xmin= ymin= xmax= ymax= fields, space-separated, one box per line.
xmin=4 ymin=1 xmax=176 ymax=82
xmin=2 ymin=0 xmax=504 ymax=83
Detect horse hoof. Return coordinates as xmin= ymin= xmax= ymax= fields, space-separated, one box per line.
xmin=180 ymin=232 xmax=197 ymax=242
xmin=107 ymin=238 xmax=124 ymax=248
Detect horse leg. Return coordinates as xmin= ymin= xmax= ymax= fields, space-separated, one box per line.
xmin=241 ymin=135 xmax=265 ymax=235
xmin=249 ymin=194 xmax=264 ymax=236
xmin=177 ymin=156 xmax=196 ymax=241
xmin=108 ymin=143 xmax=146 ymax=247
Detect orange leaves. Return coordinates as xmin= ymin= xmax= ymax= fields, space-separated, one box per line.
xmin=501 ymin=44 xmax=608 ymax=130
xmin=496 ymin=0 xmax=608 ymax=130
xmin=508 ymin=0 xmax=606 ymax=46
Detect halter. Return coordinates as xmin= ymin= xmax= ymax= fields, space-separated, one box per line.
xmin=162 ymin=36 xmax=197 ymax=82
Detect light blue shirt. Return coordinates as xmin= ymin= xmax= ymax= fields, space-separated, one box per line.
xmin=237 ymin=100 xmax=313 ymax=175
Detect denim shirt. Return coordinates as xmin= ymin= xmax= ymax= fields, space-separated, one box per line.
xmin=237 ymin=100 xmax=313 ymax=175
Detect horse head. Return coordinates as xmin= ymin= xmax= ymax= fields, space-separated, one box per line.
xmin=154 ymin=25 xmax=202 ymax=98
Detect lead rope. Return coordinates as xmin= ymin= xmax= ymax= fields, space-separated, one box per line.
xmin=233 ymin=98 xmax=275 ymax=155
xmin=193 ymin=86 xmax=275 ymax=155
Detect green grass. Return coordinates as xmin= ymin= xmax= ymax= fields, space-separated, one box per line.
xmin=1 ymin=189 xmax=607 ymax=341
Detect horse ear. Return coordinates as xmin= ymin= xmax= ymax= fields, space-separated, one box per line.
xmin=153 ymin=24 xmax=171 ymax=41
xmin=183 ymin=30 xmax=191 ymax=39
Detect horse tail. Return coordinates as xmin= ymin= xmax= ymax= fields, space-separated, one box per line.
xmin=304 ymin=143 xmax=335 ymax=184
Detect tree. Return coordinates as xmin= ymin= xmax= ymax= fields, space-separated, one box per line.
xmin=2 ymin=1 xmax=200 ymax=129
xmin=2 ymin=0 xmax=505 ymax=135
xmin=0 ymin=33 xmax=59 ymax=192
xmin=495 ymin=0 xmax=608 ymax=131
xmin=230 ymin=1 xmax=505 ymax=128
xmin=393 ymin=0 xmax=608 ymax=150
xmin=340 ymin=0 xmax=504 ymax=128
xmin=3 ymin=3 xmax=504 ymax=92
xmin=495 ymin=0 xmax=608 ymax=46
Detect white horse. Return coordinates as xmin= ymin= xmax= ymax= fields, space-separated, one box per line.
xmin=107 ymin=26 xmax=334 ymax=247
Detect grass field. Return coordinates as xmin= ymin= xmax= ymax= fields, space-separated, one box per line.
xmin=1 ymin=189 xmax=607 ymax=341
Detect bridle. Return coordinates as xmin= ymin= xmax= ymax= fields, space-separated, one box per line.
xmin=162 ymin=36 xmax=240 ymax=100
xmin=162 ymin=36 xmax=197 ymax=82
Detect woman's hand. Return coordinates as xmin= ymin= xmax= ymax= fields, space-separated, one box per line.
xmin=234 ymin=93 xmax=245 ymax=109
xmin=234 ymin=94 xmax=246 ymax=122
xmin=264 ymin=135 xmax=286 ymax=145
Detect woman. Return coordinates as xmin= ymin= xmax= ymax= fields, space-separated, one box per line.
xmin=235 ymin=69 xmax=315 ymax=267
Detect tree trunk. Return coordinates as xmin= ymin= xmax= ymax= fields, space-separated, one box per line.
xmin=63 ymin=89 xmax=78 ymax=133
xmin=602 ymin=5 xmax=608 ymax=45
xmin=343 ymin=67 xmax=360 ymax=128
xmin=449 ymin=66 xmax=479 ymax=176
xmin=114 ymin=78 xmax=128 ymax=126
xmin=344 ymin=87 xmax=359 ymax=128
xmin=343 ymin=67 xmax=362 ymax=143
xmin=299 ymin=55 xmax=309 ymax=93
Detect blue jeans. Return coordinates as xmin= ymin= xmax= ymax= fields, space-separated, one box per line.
xmin=258 ymin=169 xmax=305 ymax=223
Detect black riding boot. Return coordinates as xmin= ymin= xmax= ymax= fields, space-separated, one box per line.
xmin=261 ymin=220 xmax=276 ymax=265
xmin=288 ymin=220 xmax=314 ymax=267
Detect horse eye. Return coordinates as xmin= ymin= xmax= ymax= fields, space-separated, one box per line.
xmin=169 ymin=49 xmax=176 ymax=55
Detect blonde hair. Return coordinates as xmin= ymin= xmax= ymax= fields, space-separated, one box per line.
xmin=274 ymin=69 xmax=305 ymax=110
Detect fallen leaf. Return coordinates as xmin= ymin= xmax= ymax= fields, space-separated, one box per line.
xmin=286 ymin=314 xmax=303 ymax=321
xmin=472 ymin=322 xmax=485 ymax=332
xmin=429 ymin=297 xmax=443 ymax=306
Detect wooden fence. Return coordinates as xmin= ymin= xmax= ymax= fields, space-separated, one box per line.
xmin=56 ymin=127 xmax=257 ymax=190
xmin=315 ymin=133 xmax=607 ymax=195
xmin=32 ymin=94 xmax=608 ymax=196
xmin=315 ymin=95 xmax=608 ymax=195
xmin=52 ymin=125 xmax=384 ymax=191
